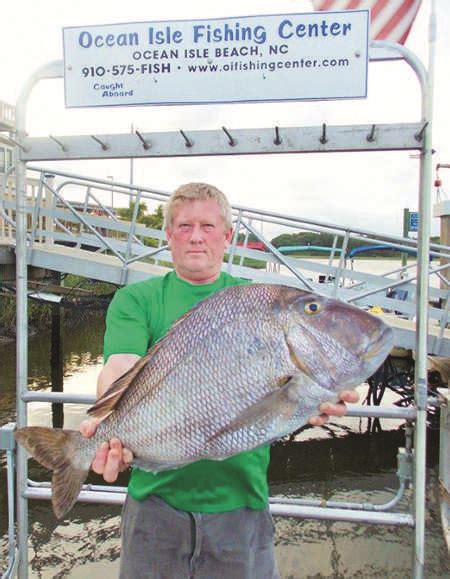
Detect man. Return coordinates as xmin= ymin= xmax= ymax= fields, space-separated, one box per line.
xmin=81 ymin=182 xmax=358 ymax=578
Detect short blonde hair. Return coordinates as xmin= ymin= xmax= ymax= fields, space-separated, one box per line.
xmin=164 ymin=182 xmax=233 ymax=230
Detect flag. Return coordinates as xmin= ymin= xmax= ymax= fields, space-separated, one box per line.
xmin=311 ymin=1 xmax=422 ymax=45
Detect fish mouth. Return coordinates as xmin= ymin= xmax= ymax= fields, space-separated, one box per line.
xmin=362 ymin=326 xmax=394 ymax=363
xmin=286 ymin=323 xmax=394 ymax=392
xmin=287 ymin=340 xmax=310 ymax=375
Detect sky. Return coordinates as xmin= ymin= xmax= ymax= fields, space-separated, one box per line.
xmin=1 ymin=0 xmax=449 ymax=238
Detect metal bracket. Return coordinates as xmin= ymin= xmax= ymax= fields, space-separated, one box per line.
xmin=0 ymin=422 xmax=16 ymax=451
xmin=180 ymin=129 xmax=193 ymax=148
xmin=274 ymin=126 xmax=282 ymax=145
xmin=397 ymin=447 xmax=413 ymax=485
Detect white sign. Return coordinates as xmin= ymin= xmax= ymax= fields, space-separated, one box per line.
xmin=63 ymin=11 xmax=369 ymax=108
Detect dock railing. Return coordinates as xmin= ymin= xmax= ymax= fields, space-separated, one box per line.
xmin=2 ymin=165 xmax=450 ymax=355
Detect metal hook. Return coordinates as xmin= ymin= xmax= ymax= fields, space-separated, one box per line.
xmin=90 ymin=135 xmax=109 ymax=151
xmin=49 ymin=135 xmax=68 ymax=152
xmin=319 ymin=123 xmax=328 ymax=145
xmin=366 ymin=124 xmax=376 ymax=143
xmin=180 ymin=129 xmax=193 ymax=148
xmin=135 ymin=129 xmax=151 ymax=150
xmin=222 ymin=126 xmax=236 ymax=147
xmin=274 ymin=126 xmax=282 ymax=146
xmin=5 ymin=136 xmax=29 ymax=153
xmin=414 ymin=122 xmax=429 ymax=142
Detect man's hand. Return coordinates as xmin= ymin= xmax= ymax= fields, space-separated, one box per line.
xmin=308 ymin=390 xmax=359 ymax=427
xmin=79 ymin=418 xmax=133 ymax=483
xmin=79 ymin=353 xmax=139 ymax=482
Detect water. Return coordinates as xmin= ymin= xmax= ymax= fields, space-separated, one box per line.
xmin=0 ymin=283 xmax=449 ymax=578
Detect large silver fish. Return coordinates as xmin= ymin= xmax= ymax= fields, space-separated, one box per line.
xmin=16 ymin=284 xmax=393 ymax=518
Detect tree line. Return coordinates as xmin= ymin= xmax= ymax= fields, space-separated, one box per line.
xmin=117 ymin=204 xmax=438 ymax=257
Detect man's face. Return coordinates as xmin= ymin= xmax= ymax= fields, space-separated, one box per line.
xmin=166 ymin=198 xmax=233 ymax=283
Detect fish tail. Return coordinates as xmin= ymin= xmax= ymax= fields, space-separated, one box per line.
xmin=15 ymin=426 xmax=90 ymax=519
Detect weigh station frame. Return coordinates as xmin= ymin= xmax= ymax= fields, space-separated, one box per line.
xmin=0 ymin=7 xmax=441 ymax=578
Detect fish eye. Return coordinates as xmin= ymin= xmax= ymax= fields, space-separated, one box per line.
xmin=304 ymin=301 xmax=321 ymax=315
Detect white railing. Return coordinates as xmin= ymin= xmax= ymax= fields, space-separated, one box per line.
xmin=2 ymin=165 xmax=450 ymax=356
xmin=0 ymin=100 xmax=15 ymax=131
xmin=1 ymin=166 xmax=449 ymax=303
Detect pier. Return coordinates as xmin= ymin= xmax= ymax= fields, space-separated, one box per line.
xmin=2 ymin=165 xmax=450 ymax=355
xmin=0 ymin=25 xmax=449 ymax=578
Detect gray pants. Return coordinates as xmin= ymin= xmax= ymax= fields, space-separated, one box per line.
xmin=119 ymin=495 xmax=280 ymax=579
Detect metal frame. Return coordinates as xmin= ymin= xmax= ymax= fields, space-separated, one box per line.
xmin=4 ymin=14 xmax=437 ymax=577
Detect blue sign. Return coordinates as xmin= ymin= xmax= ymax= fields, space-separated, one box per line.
xmin=408 ymin=211 xmax=419 ymax=232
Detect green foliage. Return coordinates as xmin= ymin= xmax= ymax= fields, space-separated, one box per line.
xmin=0 ymin=295 xmax=53 ymax=336
xmin=62 ymin=274 xmax=116 ymax=295
xmin=226 ymin=255 xmax=266 ymax=269
xmin=117 ymin=202 xmax=164 ymax=230
xmin=116 ymin=202 xmax=164 ymax=248
xmin=141 ymin=204 xmax=164 ymax=230
xmin=237 ymin=232 xmax=260 ymax=243
xmin=116 ymin=201 xmax=148 ymax=222
xmin=271 ymin=232 xmax=337 ymax=249
xmin=269 ymin=231 xmax=433 ymax=258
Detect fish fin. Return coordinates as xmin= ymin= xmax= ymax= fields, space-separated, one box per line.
xmin=88 ymin=289 xmax=241 ymax=420
xmin=15 ymin=426 xmax=90 ymax=519
xmin=88 ymin=316 xmax=198 ymax=420
xmin=207 ymin=375 xmax=304 ymax=443
xmin=87 ymin=353 xmax=155 ymax=419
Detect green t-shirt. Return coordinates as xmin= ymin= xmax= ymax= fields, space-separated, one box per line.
xmin=103 ymin=270 xmax=270 ymax=513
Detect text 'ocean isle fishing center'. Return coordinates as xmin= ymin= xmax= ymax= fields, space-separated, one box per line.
xmin=76 ymin=16 xmax=354 ymax=50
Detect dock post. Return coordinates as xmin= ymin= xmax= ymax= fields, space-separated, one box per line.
xmin=14 ymin=124 xmax=29 ymax=579
xmin=14 ymin=58 xmax=64 ymax=579
xmin=439 ymin=389 xmax=450 ymax=550
xmin=413 ymin=2 xmax=437 ymax=576
xmin=50 ymin=271 xmax=64 ymax=428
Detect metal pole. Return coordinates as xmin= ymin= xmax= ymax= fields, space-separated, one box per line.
xmin=14 ymin=106 xmax=29 ymax=579
xmin=413 ymin=1 xmax=437 ymax=576
xmin=402 ymin=207 xmax=410 ymax=269
xmin=14 ymin=58 xmax=64 ymax=579
xmin=130 ymin=123 xmax=134 ymax=194
xmin=107 ymin=175 xmax=114 ymax=209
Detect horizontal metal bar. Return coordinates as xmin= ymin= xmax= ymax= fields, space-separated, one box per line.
xmin=22 ymin=486 xmax=414 ymax=526
xmin=28 ymin=166 xmax=172 ymax=200
xmin=28 ymin=478 xmax=127 ymax=494
xmin=269 ymin=482 xmax=407 ymax=512
xmin=22 ymin=392 xmax=96 ymax=404
xmin=20 ymin=392 xmax=417 ymax=420
xmin=269 ymin=502 xmax=414 ymax=526
xmin=345 ymin=405 xmax=417 ymax=420
xmin=20 ymin=123 xmax=423 ymax=162
xmin=24 ymin=486 xmax=125 ymax=506
xmin=28 ymin=475 xmax=408 ymax=515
